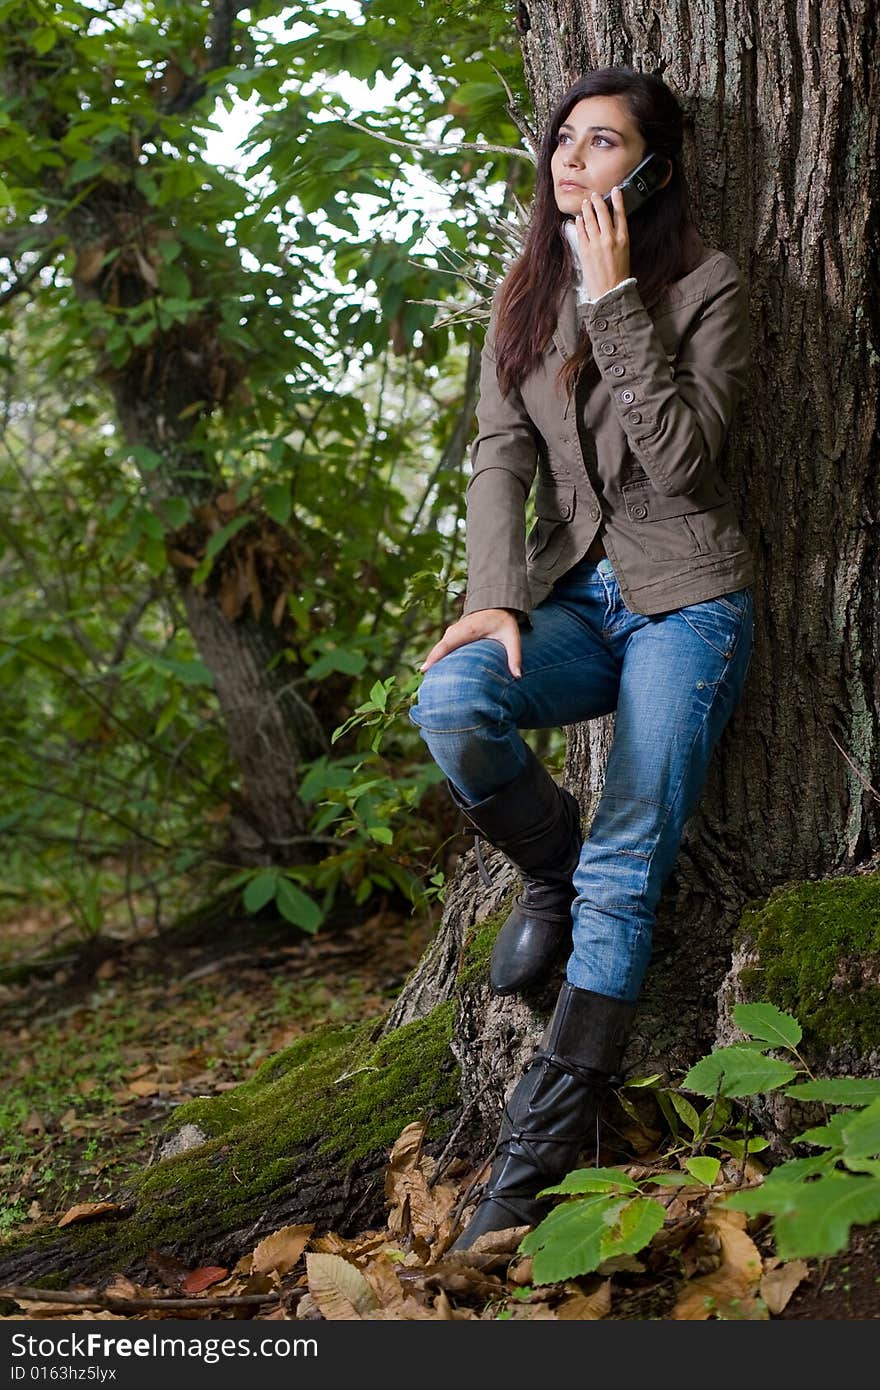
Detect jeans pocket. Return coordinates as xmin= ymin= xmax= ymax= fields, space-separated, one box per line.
xmin=678 ymin=588 xmax=751 ymax=660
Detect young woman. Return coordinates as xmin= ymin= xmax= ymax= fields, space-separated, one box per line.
xmin=408 ymin=67 xmax=755 ymax=1249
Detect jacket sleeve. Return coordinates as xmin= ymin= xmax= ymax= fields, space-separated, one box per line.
xmin=462 ymin=289 xmax=540 ymax=619
xmin=576 ymin=252 xmax=749 ymax=497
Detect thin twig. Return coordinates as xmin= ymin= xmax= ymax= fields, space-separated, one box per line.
xmin=692 ymin=1074 xmax=724 ymax=1156
xmin=0 ymin=244 xmax=62 ymax=305
xmin=0 ymin=1284 xmax=279 ymax=1311
xmin=735 ymin=1106 xmax=752 ymax=1188
xmin=427 ymin=1092 xmax=483 ymax=1189
xmin=324 ymin=106 xmax=531 ymax=162
xmin=822 ymin=718 xmax=880 ymax=802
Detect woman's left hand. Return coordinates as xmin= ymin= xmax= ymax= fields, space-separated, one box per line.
xmin=575 ymin=186 xmax=630 ymax=299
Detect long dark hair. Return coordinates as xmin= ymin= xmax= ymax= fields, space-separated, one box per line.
xmin=494 ymin=67 xmax=705 ymax=400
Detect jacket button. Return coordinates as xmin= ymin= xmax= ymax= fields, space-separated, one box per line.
xmin=559 ymin=501 xmax=571 ymax=518
xmin=627 ymin=411 xmax=642 ymax=424
xmin=589 ymin=506 xmax=600 ymax=520
xmin=632 ymin=504 xmax=647 ymax=520
xmin=620 ymin=390 xmax=635 ymax=404
xmin=594 ymin=318 xmax=608 ymax=331
xmin=610 ymin=365 xmax=625 ymax=376
xmin=600 ymin=343 xmax=616 ymax=355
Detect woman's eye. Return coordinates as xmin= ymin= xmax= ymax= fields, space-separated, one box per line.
xmin=557 ymin=133 xmax=612 ymax=147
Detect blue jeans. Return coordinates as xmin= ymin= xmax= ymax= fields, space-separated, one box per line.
xmin=408 ymin=557 xmax=754 ymax=1002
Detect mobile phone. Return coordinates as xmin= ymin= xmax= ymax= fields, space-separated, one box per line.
xmin=603 ymin=152 xmax=671 ymax=217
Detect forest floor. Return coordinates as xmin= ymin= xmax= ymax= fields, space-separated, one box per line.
xmin=0 ymin=893 xmax=878 ymax=1321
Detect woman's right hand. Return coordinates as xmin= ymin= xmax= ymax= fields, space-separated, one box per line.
xmin=418 ymin=608 xmax=523 ymax=679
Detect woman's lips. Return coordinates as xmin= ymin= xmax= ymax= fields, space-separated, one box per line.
xmin=558 ymin=180 xmax=588 ymax=190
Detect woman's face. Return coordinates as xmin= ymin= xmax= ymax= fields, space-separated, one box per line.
xmin=550 ymin=95 xmax=648 ymax=214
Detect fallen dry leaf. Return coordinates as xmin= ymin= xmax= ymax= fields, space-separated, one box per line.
xmin=760 ymin=1258 xmax=810 ymax=1315
xmin=368 ymin=1295 xmax=441 ymax=1320
xmin=361 ymin=1252 xmax=407 ymax=1308
xmin=433 ymin=1289 xmax=454 ymax=1320
xmin=384 ymin=1121 xmax=459 ymax=1242
xmin=306 ymin=1253 xmax=378 ymax=1320
xmin=181 ymin=1266 xmax=228 ymax=1294
xmin=497 ymin=1301 xmax=559 ymax=1320
xmin=508 ymin=1256 xmax=533 ymax=1285
xmin=555 ymin=1278 xmax=612 ymax=1320
xmin=421 ymin=1265 xmax=506 ymax=1300
xmin=127 ymin=1078 xmax=163 ymax=1097
xmin=443 ymin=1224 xmax=529 ymax=1261
xmin=672 ymin=1209 xmax=765 ymax=1319
xmin=57 ymin=1201 xmax=120 ymax=1228
xmin=310 ymin=1229 xmax=391 ymax=1260
xmin=251 ymin=1224 xmax=313 ymax=1277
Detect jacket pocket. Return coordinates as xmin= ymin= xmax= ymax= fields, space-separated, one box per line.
xmin=621 ymin=477 xmax=743 ymax=563
xmin=526 ymin=481 xmax=576 ymax=568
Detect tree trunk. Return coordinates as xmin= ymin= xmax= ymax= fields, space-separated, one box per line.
xmin=1 ymin=15 xmax=331 ymax=863
xmin=392 ymin=0 xmax=880 ymax=1090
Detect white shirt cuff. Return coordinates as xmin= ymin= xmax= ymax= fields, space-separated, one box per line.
xmin=576 ymin=276 xmax=637 ymax=305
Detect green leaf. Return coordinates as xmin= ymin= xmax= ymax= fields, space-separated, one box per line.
xmin=605 ymin=1195 xmax=665 ymax=1257
xmin=130 ymin=445 xmax=162 ymax=472
xmin=653 ymin=1088 xmax=680 ymax=1137
xmin=520 ymin=1195 xmax=626 ymax=1285
xmin=621 ymin=1073 xmax=664 ymax=1089
xmin=160 ymin=658 xmax=214 ymax=687
xmin=841 ymin=1099 xmax=880 ymax=1159
xmin=276 ymin=877 xmax=323 ymax=934
xmin=204 ymin=514 xmax=251 ymax=561
xmin=682 ymin=1044 xmax=797 ymax=1099
xmin=684 ymin=1156 xmax=722 ymax=1187
xmin=159 ymin=496 xmax=192 ymax=529
xmin=792 ymin=1112 xmax=850 ymax=1148
xmin=669 ymin=1091 xmax=701 ymax=1135
xmin=365 ymin=824 xmax=393 ymax=844
xmin=307 ymin=646 xmax=367 ymax=679
xmin=29 ymin=25 xmax=58 ymax=54
xmin=732 ymin=1002 xmax=802 ymax=1049
xmin=263 ymin=482 xmax=292 ymax=525
xmin=762 ymin=1153 xmax=836 ymax=1185
xmin=538 ymin=1167 xmax=640 ymax=1197
xmin=842 ymin=1158 xmax=880 ymax=1177
xmin=142 ymin=537 xmax=167 ymax=575
xmin=243 ymin=871 xmax=278 ymax=912
xmin=720 ymin=1136 xmax=770 ymax=1160
xmin=369 ymin=679 xmax=391 ymax=712
xmin=191 ymin=515 xmax=252 ymax=584
xmin=726 ymin=1175 xmax=880 ymax=1261
xmin=784 ymin=1079 xmax=880 ymax=1105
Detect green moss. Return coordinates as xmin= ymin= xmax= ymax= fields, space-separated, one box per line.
xmin=734 ymin=872 xmax=880 ymax=1052
xmin=0 ymin=1002 xmax=461 ymax=1286
xmin=456 ymin=892 xmax=514 ymax=988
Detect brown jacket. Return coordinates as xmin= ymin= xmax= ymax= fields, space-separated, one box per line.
xmin=462 ymin=246 xmax=756 ymax=622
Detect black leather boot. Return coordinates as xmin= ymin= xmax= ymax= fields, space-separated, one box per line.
xmin=447 ymin=745 xmax=583 ymax=995
xmin=449 ymin=983 xmax=636 ymax=1252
